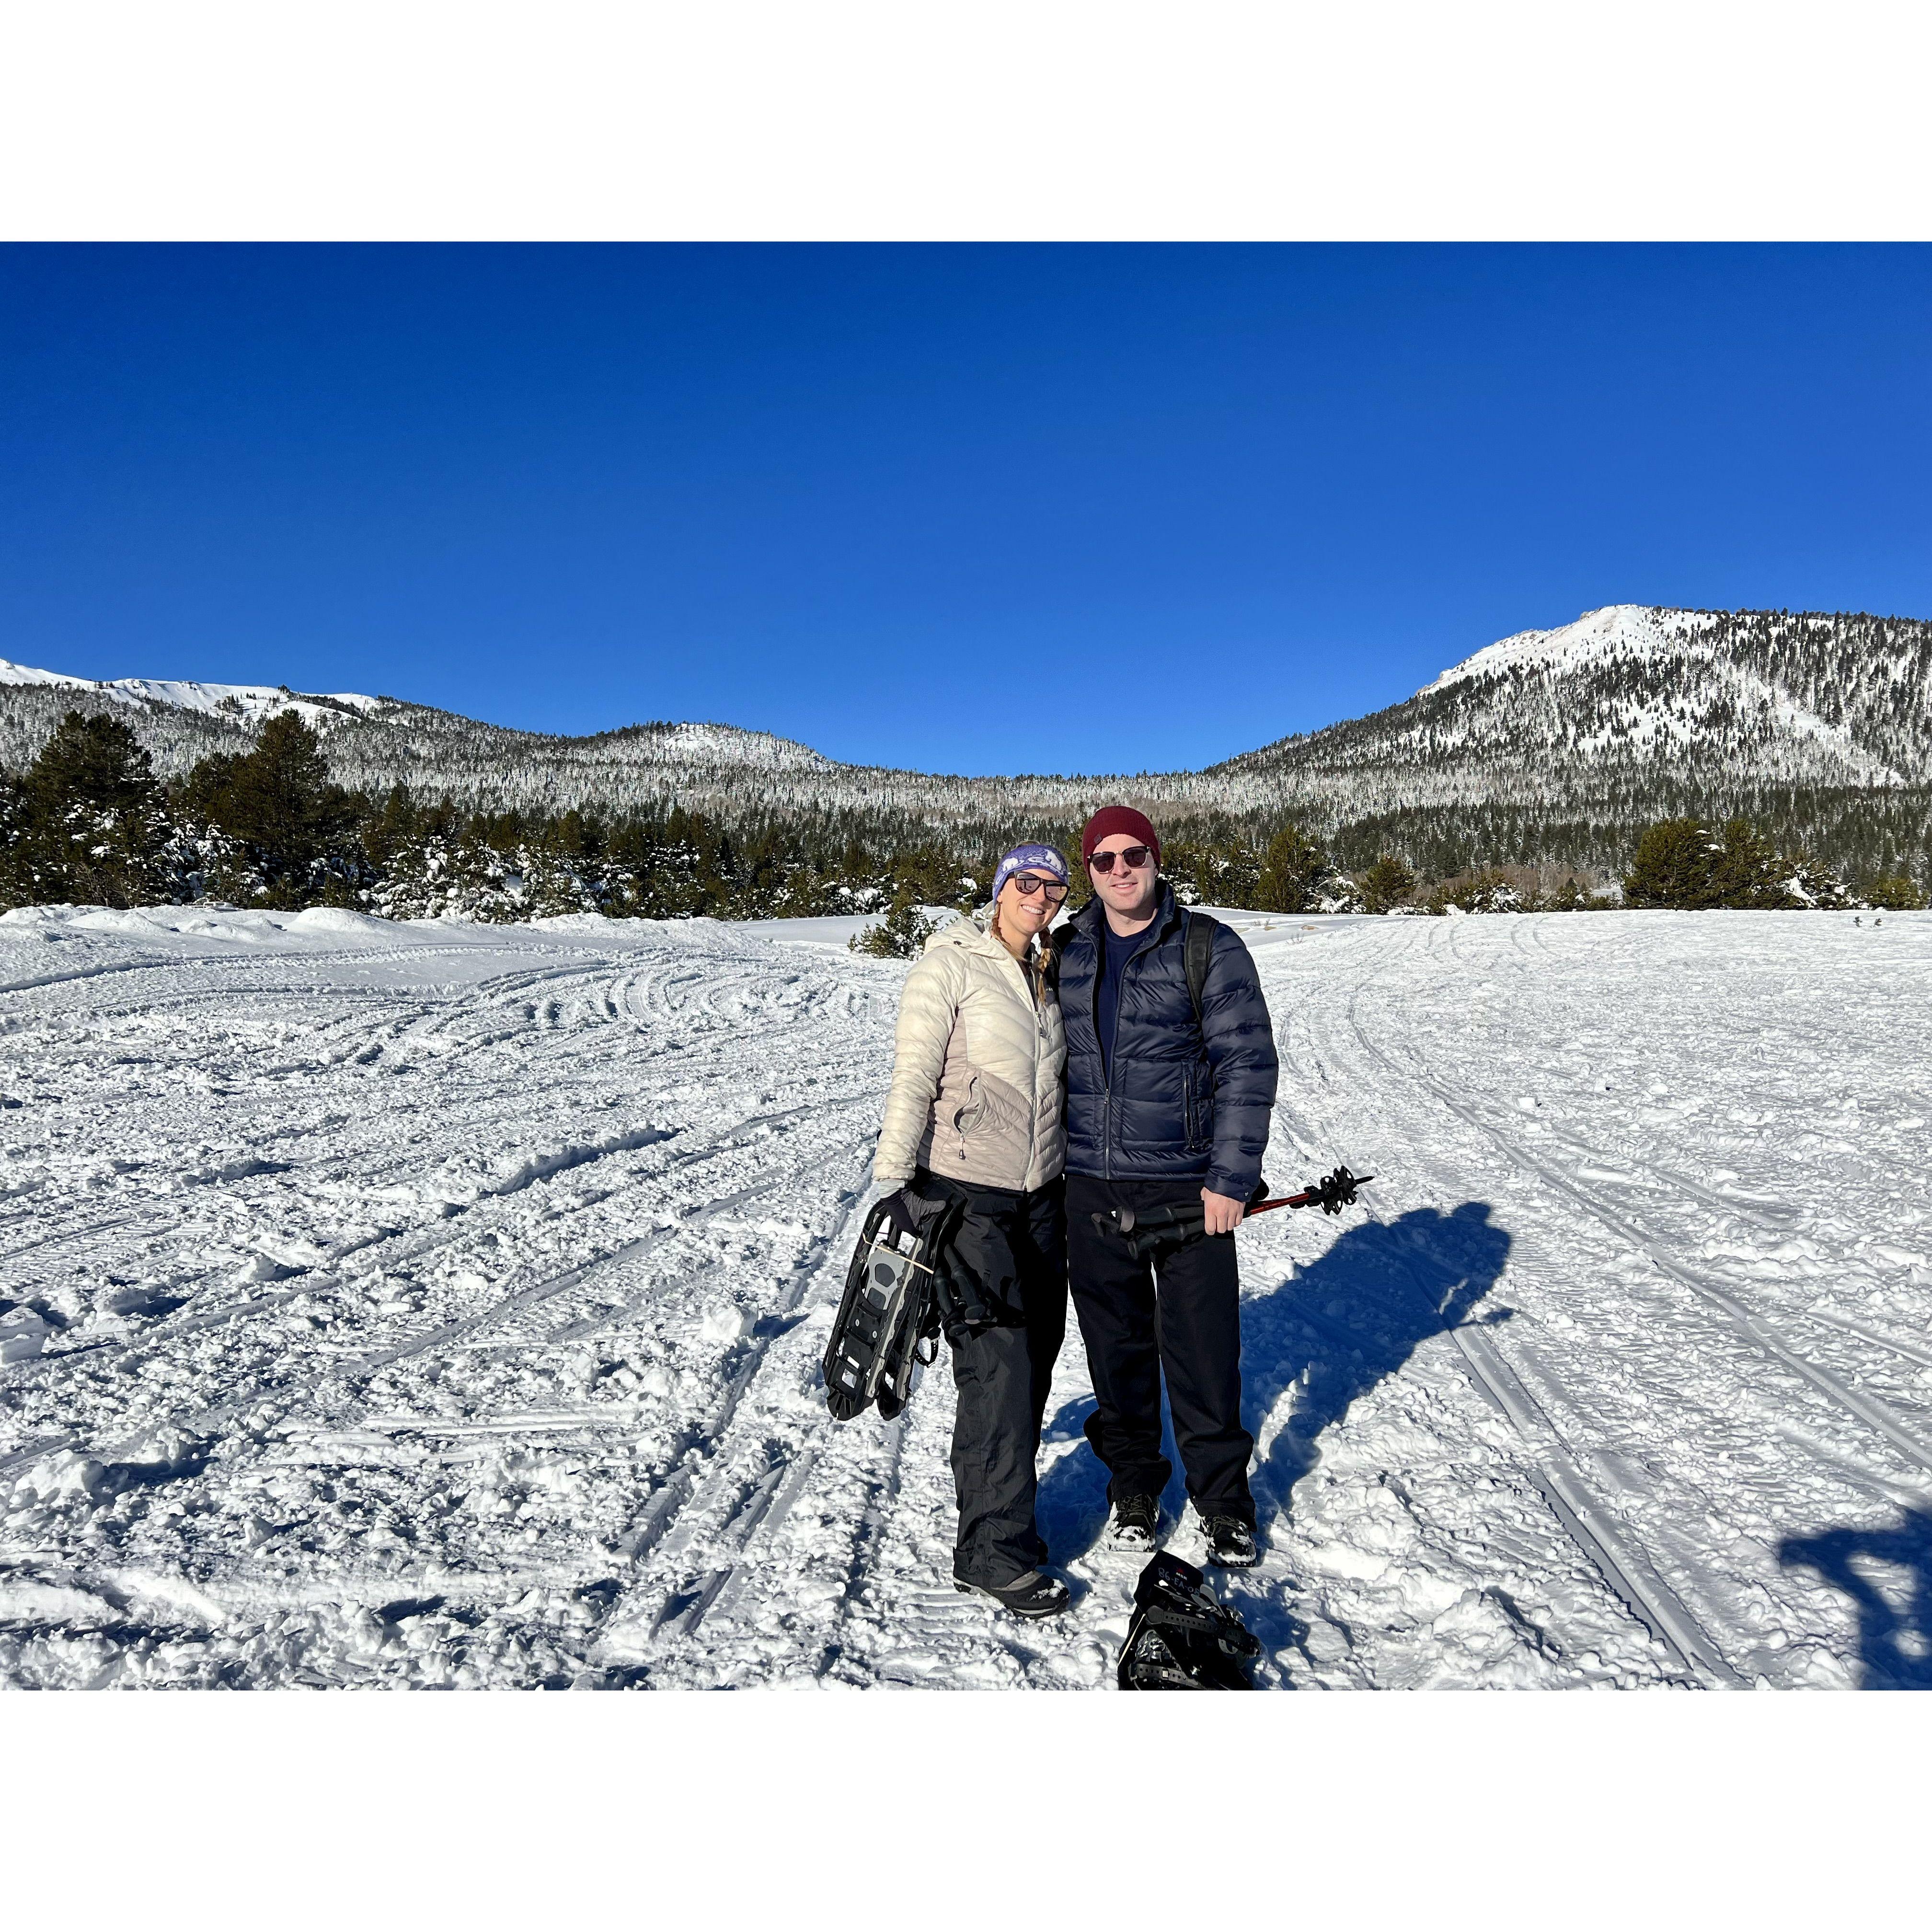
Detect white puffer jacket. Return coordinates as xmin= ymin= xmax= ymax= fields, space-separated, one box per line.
xmin=874 ymin=911 xmax=1066 ymax=1195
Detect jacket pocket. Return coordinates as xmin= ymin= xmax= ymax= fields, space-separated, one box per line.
xmin=1184 ymin=1061 xmax=1212 ymax=1151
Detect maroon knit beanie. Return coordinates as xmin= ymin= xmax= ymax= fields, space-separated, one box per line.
xmin=1080 ymin=805 xmax=1161 ymax=867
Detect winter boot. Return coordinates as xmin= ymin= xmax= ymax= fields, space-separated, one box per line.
xmin=1201 ymin=1514 xmax=1258 ymax=1568
xmin=955 ymin=1570 xmax=1070 ymax=1620
xmin=1107 ymin=1493 xmax=1160 ymax=1552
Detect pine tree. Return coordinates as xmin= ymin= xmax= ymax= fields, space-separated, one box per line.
xmin=1709 ymin=819 xmax=1796 ymax=909
xmin=1623 ymin=818 xmax=1719 ymax=908
xmin=186 ymin=710 xmax=359 ymax=908
xmin=1623 ymin=815 xmax=1815 ymax=909
xmin=850 ymin=885 xmax=940 ymax=958
xmin=1 ymin=711 xmax=172 ymax=909
xmin=1355 ymin=854 xmax=1415 ymax=914
xmin=1865 ymin=873 xmax=1927 ymax=910
xmin=1780 ymin=847 xmax=1852 ymax=909
xmin=0 ymin=769 xmax=31 ymax=908
xmin=1253 ymin=823 xmax=1332 ymax=914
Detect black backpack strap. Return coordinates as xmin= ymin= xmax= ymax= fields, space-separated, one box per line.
xmin=1182 ymin=909 xmax=1218 ymax=1032
xmin=1044 ymin=917 xmax=1077 ymax=990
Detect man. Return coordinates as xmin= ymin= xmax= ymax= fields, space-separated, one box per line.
xmin=1056 ymin=805 xmax=1278 ymax=1566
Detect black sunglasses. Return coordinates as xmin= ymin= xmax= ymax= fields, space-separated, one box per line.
xmin=1088 ymin=845 xmax=1152 ymax=874
xmin=1009 ymin=873 xmax=1069 ymax=900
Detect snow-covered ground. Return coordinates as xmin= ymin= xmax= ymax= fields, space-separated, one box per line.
xmin=1 ymin=902 xmax=1927 ymax=1690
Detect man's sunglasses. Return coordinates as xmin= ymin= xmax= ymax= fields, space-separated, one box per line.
xmin=1010 ymin=873 xmax=1069 ymax=900
xmin=1087 ymin=845 xmax=1153 ymax=874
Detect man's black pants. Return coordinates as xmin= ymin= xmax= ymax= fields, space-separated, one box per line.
xmin=1065 ymin=1174 xmax=1255 ymax=1527
xmin=920 ymin=1173 xmax=1068 ymax=1589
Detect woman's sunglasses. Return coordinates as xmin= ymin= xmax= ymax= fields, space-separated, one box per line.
xmin=1010 ymin=873 xmax=1069 ymax=901
xmin=1087 ymin=845 xmax=1152 ymax=874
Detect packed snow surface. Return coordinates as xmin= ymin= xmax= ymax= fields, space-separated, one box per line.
xmin=1 ymin=904 xmax=1928 ymax=1690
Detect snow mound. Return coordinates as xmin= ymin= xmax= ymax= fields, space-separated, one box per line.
xmin=285 ymin=908 xmax=401 ymax=937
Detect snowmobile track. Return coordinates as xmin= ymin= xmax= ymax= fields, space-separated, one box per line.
xmin=1311 ymin=966 xmax=1744 ymax=1684
xmin=8 ymin=908 xmax=1926 ymax=1689
xmin=1402 ymin=1058 xmax=1932 ymax=1481
xmin=596 ymin=1165 xmax=873 ymax=1652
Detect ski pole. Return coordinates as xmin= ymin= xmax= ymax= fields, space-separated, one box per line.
xmin=1244 ymin=1164 xmax=1375 ymax=1218
xmin=1096 ymin=1166 xmax=1375 ymax=1256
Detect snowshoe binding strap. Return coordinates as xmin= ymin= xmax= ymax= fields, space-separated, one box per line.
xmin=1117 ymin=1551 xmax=1262 ymax=1690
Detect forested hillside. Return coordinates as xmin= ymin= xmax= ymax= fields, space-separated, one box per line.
xmin=3 ymin=603 xmax=1928 ymax=894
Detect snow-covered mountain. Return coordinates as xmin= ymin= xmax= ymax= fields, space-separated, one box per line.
xmin=0 ymin=661 xmax=839 ymax=814
xmin=1218 ymin=605 xmax=1932 ymax=801
xmin=4 ymin=605 xmax=1929 ymax=874
xmin=0 ymin=660 xmax=387 ymax=728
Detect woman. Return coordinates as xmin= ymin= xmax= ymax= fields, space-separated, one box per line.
xmin=872 ymin=841 xmax=1072 ymax=1618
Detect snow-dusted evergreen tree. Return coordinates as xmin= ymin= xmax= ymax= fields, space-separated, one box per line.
xmin=1355 ymin=854 xmax=1416 ymax=913
xmin=1781 ymin=848 xmax=1854 ymax=910
xmin=367 ymin=834 xmax=517 ymax=921
xmin=1624 ymin=819 xmax=1724 ymax=908
xmin=1865 ymin=873 xmax=1927 ymax=910
xmin=1621 ymin=816 xmax=1859 ymax=910
xmin=849 ymin=887 xmax=941 ymax=958
xmin=1427 ymin=870 xmax=1528 ymax=914
xmin=0 ymin=711 xmax=172 ymax=909
xmin=1253 ymin=825 xmax=1332 ymax=914
xmin=174 ymin=711 xmax=364 ymax=908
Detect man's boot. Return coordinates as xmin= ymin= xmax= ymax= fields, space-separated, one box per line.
xmin=1107 ymin=1493 xmax=1160 ymax=1552
xmin=1201 ymin=1513 xmax=1258 ymax=1568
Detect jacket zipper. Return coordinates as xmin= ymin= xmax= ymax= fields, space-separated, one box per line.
xmin=1094 ymin=904 xmax=1163 ymax=1183
xmin=992 ymin=935 xmax=1051 ymax=1181
xmin=1088 ymin=912 xmax=1110 ymax=1181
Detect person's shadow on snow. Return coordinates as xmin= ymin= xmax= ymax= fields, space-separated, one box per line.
xmin=1035 ymin=1202 xmax=1513 ymax=1572
xmin=1778 ymin=1508 xmax=1932 ymax=1689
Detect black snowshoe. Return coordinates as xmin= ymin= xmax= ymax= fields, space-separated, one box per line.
xmin=821 ymin=1190 xmax=962 ymax=1422
xmin=1117 ymin=1551 xmax=1262 ymax=1690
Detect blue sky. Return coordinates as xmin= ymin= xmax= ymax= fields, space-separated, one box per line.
xmin=3 ymin=244 xmax=1929 ymax=777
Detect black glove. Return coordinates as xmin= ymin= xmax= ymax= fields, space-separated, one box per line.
xmin=873 ymin=1186 xmax=932 ymax=1253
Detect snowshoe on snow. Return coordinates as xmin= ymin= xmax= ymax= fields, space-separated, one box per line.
xmin=1117 ymin=1551 xmax=1262 ymax=1690
xmin=821 ymin=1188 xmax=963 ymax=1422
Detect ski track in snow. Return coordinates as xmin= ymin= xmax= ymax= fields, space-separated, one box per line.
xmin=1 ymin=903 xmax=1929 ymax=1689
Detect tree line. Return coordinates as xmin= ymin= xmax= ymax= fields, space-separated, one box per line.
xmin=0 ymin=709 xmax=991 ymax=923
xmin=3 ymin=709 xmax=1924 ymax=935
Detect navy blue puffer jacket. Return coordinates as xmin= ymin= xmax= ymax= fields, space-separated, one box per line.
xmin=1057 ymin=886 xmax=1278 ymax=1199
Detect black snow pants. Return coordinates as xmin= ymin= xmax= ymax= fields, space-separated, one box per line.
xmin=1065 ymin=1174 xmax=1255 ymax=1527
xmin=919 ymin=1172 xmax=1068 ymax=1589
